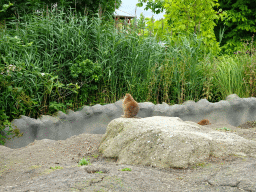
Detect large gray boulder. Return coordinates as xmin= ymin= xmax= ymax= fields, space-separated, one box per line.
xmin=99 ymin=116 xmax=256 ymax=168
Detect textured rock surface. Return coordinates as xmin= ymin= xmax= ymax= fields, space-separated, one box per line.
xmin=99 ymin=116 xmax=256 ymax=168
xmin=2 ymin=94 xmax=256 ymax=149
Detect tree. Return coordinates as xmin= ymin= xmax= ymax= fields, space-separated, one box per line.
xmin=137 ymin=0 xmax=223 ymax=55
xmin=214 ymin=0 xmax=256 ymax=54
xmin=136 ymin=0 xmax=164 ymax=14
xmin=0 ymin=0 xmax=122 ymax=22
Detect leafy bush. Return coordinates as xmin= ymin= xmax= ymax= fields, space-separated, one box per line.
xmin=214 ymin=0 xmax=256 ymax=54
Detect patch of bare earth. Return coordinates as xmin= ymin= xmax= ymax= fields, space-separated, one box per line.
xmin=0 ymin=123 xmax=256 ymax=191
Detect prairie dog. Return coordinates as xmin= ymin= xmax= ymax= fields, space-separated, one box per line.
xmin=197 ymin=119 xmax=210 ymax=125
xmin=122 ymin=93 xmax=139 ymax=118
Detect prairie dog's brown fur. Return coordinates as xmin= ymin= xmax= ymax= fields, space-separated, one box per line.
xmin=122 ymin=93 xmax=139 ymax=118
xmin=197 ymin=119 xmax=210 ymax=125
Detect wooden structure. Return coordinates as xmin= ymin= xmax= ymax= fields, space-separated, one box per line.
xmin=114 ymin=9 xmax=135 ymax=24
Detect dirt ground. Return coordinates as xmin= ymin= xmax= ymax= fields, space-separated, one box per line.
xmin=0 ymin=122 xmax=256 ymax=192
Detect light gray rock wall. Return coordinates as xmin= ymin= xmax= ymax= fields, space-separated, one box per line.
xmin=2 ymin=94 xmax=256 ymax=149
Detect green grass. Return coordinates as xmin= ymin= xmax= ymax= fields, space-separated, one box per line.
xmin=120 ymin=168 xmax=131 ymax=171
xmin=78 ymin=158 xmax=90 ymax=166
xmin=212 ymin=55 xmax=249 ymax=99
xmin=216 ymin=127 xmax=231 ymax=131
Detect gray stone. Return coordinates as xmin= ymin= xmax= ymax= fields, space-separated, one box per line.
xmin=92 ymin=104 xmax=103 ymax=114
xmin=153 ymin=102 xmax=170 ymax=115
xmin=138 ymin=102 xmax=155 ymax=117
xmin=40 ymin=115 xmax=59 ymax=123
xmin=3 ymin=94 xmax=256 ymax=149
xmin=226 ymin=94 xmax=240 ymax=101
xmin=99 ymin=117 xmax=256 ymax=168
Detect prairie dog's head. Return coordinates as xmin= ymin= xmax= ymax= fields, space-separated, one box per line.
xmin=124 ymin=93 xmax=134 ymax=102
xmin=198 ymin=119 xmax=210 ymax=125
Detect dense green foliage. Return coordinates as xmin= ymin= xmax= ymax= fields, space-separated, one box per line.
xmin=214 ymin=0 xmax=256 ymax=54
xmin=0 ymin=2 xmax=256 ymax=145
xmin=137 ymin=0 xmax=256 ymax=55
xmin=0 ymin=0 xmax=121 ymax=22
xmin=137 ymin=0 xmax=223 ymax=55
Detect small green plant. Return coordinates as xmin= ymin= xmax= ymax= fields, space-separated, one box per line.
xmin=50 ymin=166 xmax=63 ymax=170
xmin=96 ymin=171 xmax=103 ymax=174
xmin=49 ymin=102 xmax=67 ymax=114
xmin=78 ymin=158 xmax=90 ymax=166
xmin=195 ymin=162 xmax=209 ymax=168
xmin=92 ymin=154 xmax=99 ymax=158
xmin=216 ymin=127 xmax=231 ymax=131
xmin=120 ymin=168 xmax=131 ymax=171
xmin=0 ymin=109 xmax=22 ymax=145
